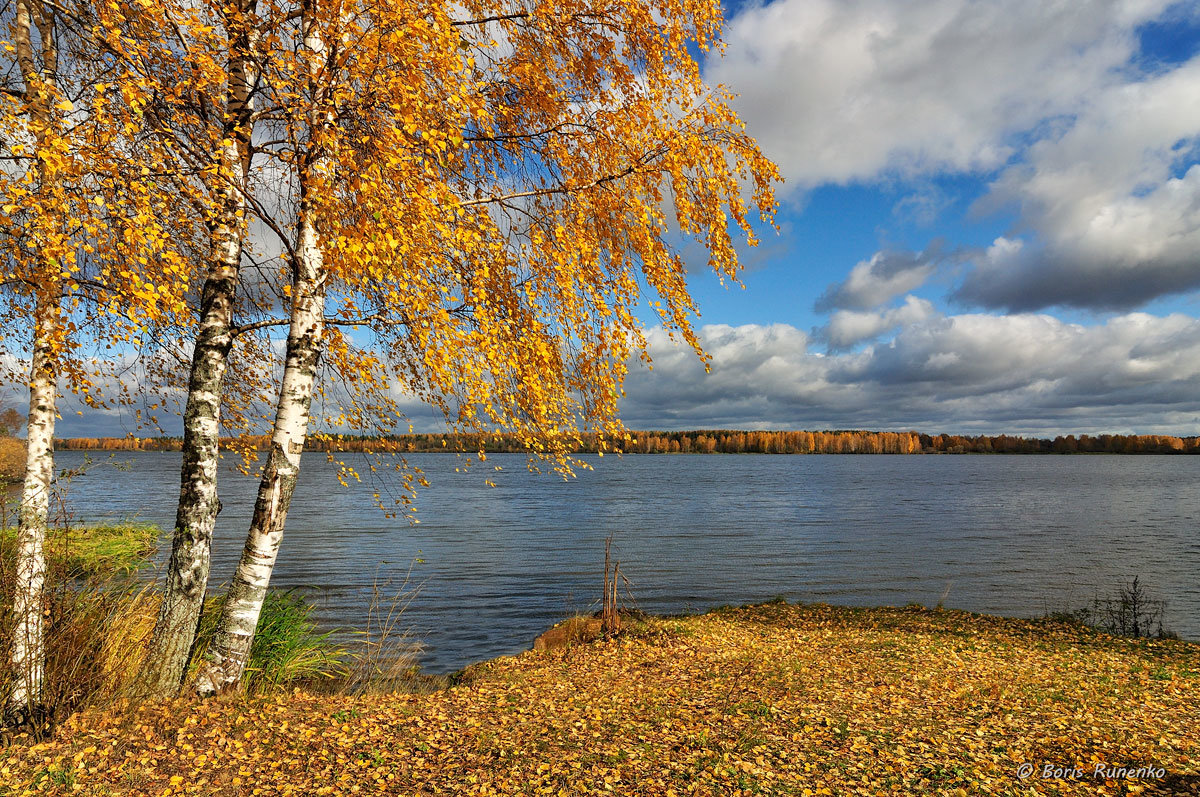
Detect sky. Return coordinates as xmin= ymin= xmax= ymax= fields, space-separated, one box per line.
xmin=616 ymin=0 xmax=1200 ymax=435
xmin=38 ymin=0 xmax=1200 ymax=439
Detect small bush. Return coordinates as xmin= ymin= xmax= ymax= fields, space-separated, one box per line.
xmin=1049 ymin=576 xmax=1176 ymax=639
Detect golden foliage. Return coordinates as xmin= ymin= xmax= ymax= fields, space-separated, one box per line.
xmin=2 ymin=603 xmax=1196 ymax=795
xmin=4 ymin=0 xmax=781 ymax=484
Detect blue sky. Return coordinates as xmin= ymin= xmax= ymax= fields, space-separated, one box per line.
xmin=38 ymin=0 xmax=1200 ymax=439
xmin=613 ymin=0 xmax=1200 ymax=435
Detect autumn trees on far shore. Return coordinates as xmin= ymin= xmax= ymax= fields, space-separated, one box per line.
xmin=1 ymin=0 xmax=778 ymax=724
xmin=56 ymin=429 xmax=1200 ymax=455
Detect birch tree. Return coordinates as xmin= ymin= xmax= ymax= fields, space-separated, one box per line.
xmin=194 ymin=0 xmax=473 ymax=693
xmin=132 ymin=0 xmax=274 ymax=698
xmin=193 ymin=0 xmax=336 ymax=695
xmin=193 ymin=0 xmax=778 ymax=694
xmin=0 ymin=0 xmax=66 ymax=726
xmin=1 ymin=0 xmax=195 ymax=724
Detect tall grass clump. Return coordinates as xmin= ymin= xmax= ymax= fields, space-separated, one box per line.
xmin=337 ymin=573 xmax=424 ymax=696
xmin=2 ymin=523 xmax=350 ymax=733
xmin=0 ymin=570 xmax=155 ymax=730
xmin=190 ymin=590 xmax=347 ymax=694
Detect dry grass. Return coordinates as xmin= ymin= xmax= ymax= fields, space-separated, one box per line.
xmin=1 ymin=524 xmax=349 ymax=732
xmin=1 ymin=602 xmax=1196 ymax=795
xmin=0 ymin=524 xmax=164 ymax=725
xmin=0 ymin=436 xmax=23 ymax=485
xmin=0 ymin=577 xmax=157 ymax=730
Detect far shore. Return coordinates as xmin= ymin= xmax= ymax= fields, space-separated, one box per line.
xmin=53 ymin=428 xmax=1200 ymax=455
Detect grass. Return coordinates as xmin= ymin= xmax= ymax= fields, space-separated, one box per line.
xmin=0 ymin=436 xmax=22 ymax=484
xmin=0 ymin=522 xmax=160 ymax=578
xmin=1 ymin=523 xmax=349 ymax=728
xmin=1 ymin=602 xmax=1195 ymax=795
xmin=190 ymin=590 xmax=348 ymax=694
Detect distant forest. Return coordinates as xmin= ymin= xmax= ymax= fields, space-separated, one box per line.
xmin=56 ymin=430 xmax=1200 ymax=455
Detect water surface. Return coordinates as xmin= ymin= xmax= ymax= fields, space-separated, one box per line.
xmin=42 ymin=451 xmax=1200 ymax=671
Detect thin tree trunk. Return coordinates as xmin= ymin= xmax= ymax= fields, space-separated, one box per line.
xmin=195 ymin=207 xmax=326 ymax=696
xmin=140 ymin=209 xmax=243 ymax=697
xmin=194 ymin=1 xmax=328 ymax=695
xmin=141 ymin=1 xmax=258 ymax=694
xmin=5 ymin=297 xmax=58 ymax=727
xmin=5 ymin=0 xmax=60 ymax=729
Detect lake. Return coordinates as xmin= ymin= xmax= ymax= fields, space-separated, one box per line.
xmin=23 ymin=451 xmax=1200 ymax=672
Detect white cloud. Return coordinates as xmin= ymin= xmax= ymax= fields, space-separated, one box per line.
xmin=620 ymin=315 xmax=1200 ymax=434
xmin=709 ymin=0 xmax=1171 ymax=187
xmin=816 ymin=248 xmax=941 ymax=310
xmin=711 ymin=0 xmax=1200 ymax=311
xmin=823 ymin=294 xmax=937 ymax=348
xmin=958 ymin=57 xmax=1200 ymax=310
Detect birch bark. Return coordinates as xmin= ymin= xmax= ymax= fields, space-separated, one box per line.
xmin=140 ymin=196 xmax=244 ymax=697
xmin=5 ymin=0 xmax=61 ymax=728
xmin=194 ymin=1 xmax=328 ymax=695
xmin=6 ymin=296 xmax=58 ymax=726
xmin=141 ymin=1 xmax=259 ymax=697
xmin=194 ymin=212 xmax=325 ymax=695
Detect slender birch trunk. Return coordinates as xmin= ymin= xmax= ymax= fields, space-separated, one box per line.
xmin=5 ymin=297 xmax=58 ymax=727
xmin=141 ymin=2 xmax=258 ymax=697
xmin=140 ymin=204 xmax=244 ymax=697
xmin=195 ymin=3 xmax=328 ymax=695
xmin=5 ymin=0 xmax=61 ymax=729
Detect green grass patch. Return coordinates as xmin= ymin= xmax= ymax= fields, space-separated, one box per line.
xmin=0 ymin=522 xmax=161 ymax=577
xmin=0 ymin=521 xmax=161 ymax=578
xmin=191 ymin=589 xmax=348 ymax=693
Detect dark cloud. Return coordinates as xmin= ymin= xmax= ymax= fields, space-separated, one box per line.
xmin=953 ymin=243 xmax=1200 ymax=311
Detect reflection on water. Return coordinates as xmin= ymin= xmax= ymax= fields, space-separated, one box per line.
xmin=48 ymin=451 xmax=1200 ymax=672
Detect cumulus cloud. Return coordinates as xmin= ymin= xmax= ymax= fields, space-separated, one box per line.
xmin=60 ymin=315 xmax=1200 ymax=438
xmin=815 ymin=248 xmax=942 ymax=311
xmin=709 ymin=0 xmax=1170 ymax=188
xmin=955 ymin=57 xmax=1200 ymax=310
xmin=821 ymin=295 xmax=937 ymax=349
xmin=709 ymin=0 xmax=1200 ymax=312
xmin=620 ymin=316 xmax=1200 ymax=434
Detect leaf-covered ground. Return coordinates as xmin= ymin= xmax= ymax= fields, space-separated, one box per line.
xmin=2 ymin=603 xmax=1197 ymax=795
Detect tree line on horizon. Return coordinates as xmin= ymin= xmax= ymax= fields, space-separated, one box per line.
xmin=56 ymin=429 xmax=1200 ymax=455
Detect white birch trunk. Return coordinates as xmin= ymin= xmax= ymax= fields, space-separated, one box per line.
xmin=5 ymin=300 xmax=58 ymax=727
xmin=140 ymin=200 xmax=244 ymax=697
xmin=195 ymin=4 xmax=329 ymax=695
xmin=5 ymin=0 xmax=60 ymax=729
xmin=141 ymin=3 xmax=258 ymax=697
